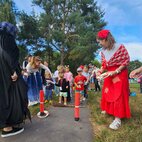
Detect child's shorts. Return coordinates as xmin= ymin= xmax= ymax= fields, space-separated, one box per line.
xmin=90 ymin=77 xmax=94 ymax=83
xmin=75 ymin=90 xmax=84 ymax=96
xmin=59 ymin=92 xmax=67 ymax=97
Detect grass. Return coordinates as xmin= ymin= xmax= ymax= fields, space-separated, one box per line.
xmin=29 ymin=92 xmax=59 ymax=115
xmin=88 ymin=83 xmax=142 ymax=142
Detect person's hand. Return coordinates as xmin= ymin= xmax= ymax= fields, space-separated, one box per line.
xmin=129 ymin=69 xmax=141 ymax=78
xmin=46 ymin=80 xmax=55 ymax=84
xmin=97 ymin=72 xmax=108 ymax=81
xmin=46 ymin=80 xmax=52 ymax=83
xmin=107 ymin=71 xmax=117 ymax=77
xmin=77 ymin=85 xmax=81 ymax=88
xmin=23 ymin=72 xmax=28 ymax=77
xmin=11 ymin=72 xmax=18 ymax=81
xmin=96 ymin=70 xmax=102 ymax=76
xmin=84 ymin=81 xmax=88 ymax=85
xmin=97 ymin=71 xmax=116 ymax=81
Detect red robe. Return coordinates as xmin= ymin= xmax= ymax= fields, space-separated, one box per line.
xmin=101 ymin=44 xmax=131 ymax=118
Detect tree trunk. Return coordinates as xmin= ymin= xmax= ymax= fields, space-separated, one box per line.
xmin=60 ymin=46 xmax=64 ymax=65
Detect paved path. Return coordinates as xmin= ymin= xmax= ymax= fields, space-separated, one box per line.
xmin=0 ymin=104 xmax=93 ymax=142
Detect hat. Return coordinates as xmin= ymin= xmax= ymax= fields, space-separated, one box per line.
xmin=0 ymin=21 xmax=17 ymax=38
xmin=77 ymin=67 xmax=83 ymax=72
xmin=97 ymin=30 xmax=110 ymax=39
xmin=79 ymin=65 xmax=84 ymax=69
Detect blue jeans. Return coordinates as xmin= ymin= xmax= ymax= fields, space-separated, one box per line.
xmin=45 ymin=89 xmax=52 ymax=100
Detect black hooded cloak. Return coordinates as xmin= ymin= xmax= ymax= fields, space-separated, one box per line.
xmin=0 ymin=25 xmax=30 ymax=128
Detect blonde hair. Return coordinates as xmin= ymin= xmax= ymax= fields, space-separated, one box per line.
xmin=30 ymin=56 xmax=41 ymax=68
xmin=45 ymin=71 xmax=51 ymax=78
xmin=57 ymin=65 xmax=64 ymax=73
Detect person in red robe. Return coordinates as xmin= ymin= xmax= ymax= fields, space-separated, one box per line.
xmin=96 ymin=30 xmax=131 ymax=130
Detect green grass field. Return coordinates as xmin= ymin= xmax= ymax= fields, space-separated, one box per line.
xmin=88 ymin=83 xmax=142 ymax=142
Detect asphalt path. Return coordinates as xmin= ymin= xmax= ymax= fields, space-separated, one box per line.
xmin=0 ymin=104 xmax=93 ymax=142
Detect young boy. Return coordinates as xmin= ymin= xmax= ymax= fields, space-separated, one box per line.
xmin=74 ymin=67 xmax=87 ymax=101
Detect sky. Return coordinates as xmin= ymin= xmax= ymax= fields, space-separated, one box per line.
xmin=14 ymin=0 xmax=142 ymax=61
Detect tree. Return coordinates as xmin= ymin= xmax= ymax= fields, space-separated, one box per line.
xmin=128 ymin=60 xmax=142 ymax=75
xmin=18 ymin=11 xmax=41 ymax=52
xmin=0 ymin=0 xmax=28 ymax=63
xmin=91 ymin=59 xmax=101 ymax=68
xmin=32 ymin=0 xmax=106 ymax=65
xmin=0 ymin=0 xmax=17 ymax=24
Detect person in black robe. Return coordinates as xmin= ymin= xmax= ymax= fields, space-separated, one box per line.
xmin=0 ymin=22 xmax=31 ymax=138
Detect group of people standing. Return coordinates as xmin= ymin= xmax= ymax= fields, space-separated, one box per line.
xmin=0 ymin=21 xmax=142 ymax=138
xmin=22 ymin=58 xmax=100 ymax=106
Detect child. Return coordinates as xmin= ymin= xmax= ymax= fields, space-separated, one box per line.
xmin=92 ymin=66 xmax=101 ymax=92
xmin=74 ymin=67 xmax=87 ymax=102
xmin=64 ymin=65 xmax=74 ymax=102
xmin=44 ymin=71 xmax=54 ymax=103
xmin=55 ymin=72 xmax=69 ymax=105
xmin=82 ymin=65 xmax=90 ymax=99
xmin=25 ymin=56 xmax=52 ymax=106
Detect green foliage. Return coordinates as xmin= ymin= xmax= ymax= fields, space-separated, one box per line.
xmin=0 ymin=0 xmax=28 ymax=63
xmin=33 ymin=0 xmax=106 ymax=65
xmin=91 ymin=59 xmax=101 ymax=68
xmin=0 ymin=0 xmax=107 ymax=69
xmin=18 ymin=12 xmax=41 ymax=50
xmin=18 ymin=45 xmax=28 ymax=64
xmin=128 ymin=60 xmax=142 ymax=75
xmin=0 ymin=0 xmax=16 ymax=24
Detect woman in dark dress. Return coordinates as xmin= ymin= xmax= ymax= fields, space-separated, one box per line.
xmin=0 ymin=22 xmax=30 ymax=138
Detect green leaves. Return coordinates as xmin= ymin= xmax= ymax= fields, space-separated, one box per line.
xmin=0 ymin=0 xmax=16 ymax=24
xmin=0 ymin=0 xmax=106 ymax=68
xmin=32 ymin=0 xmax=106 ymax=65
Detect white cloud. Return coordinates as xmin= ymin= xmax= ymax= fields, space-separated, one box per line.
xmin=96 ymin=0 xmax=142 ymax=62
xmin=116 ymin=34 xmax=141 ymax=43
xmin=125 ymin=42 xmax=142 ymax=61
xmin=97 ymin=1 xmax=129 ymax=26
xmin=97 ymin=0 xmax=142 ymax=26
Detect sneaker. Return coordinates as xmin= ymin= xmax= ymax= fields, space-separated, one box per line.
xmin=49 ymin=100 xmax=53 ymax=104
xmin=1 ymin=127 xmax=24 ymax=138
xmin=109 ymin=120 xmax=121 ymax=130
xmin=82 ymin=98 xmax=86 ymax=101
xmin=64 ymin=102 xmax=67 ymax=105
